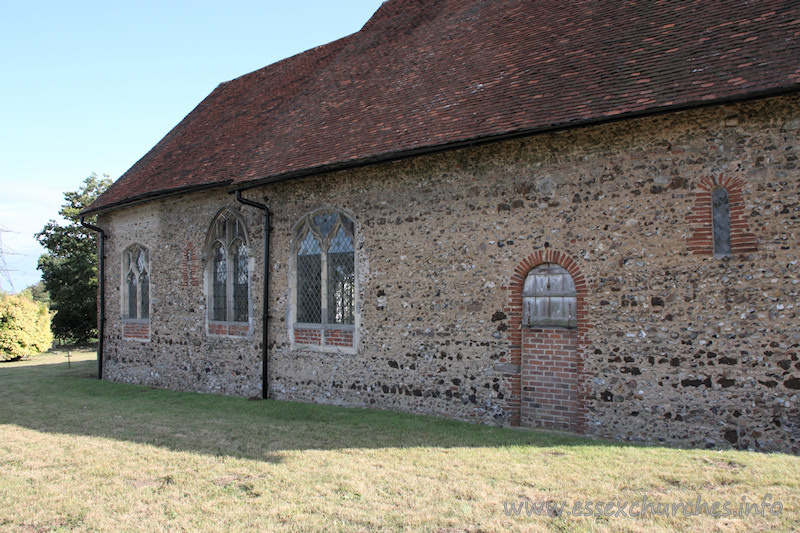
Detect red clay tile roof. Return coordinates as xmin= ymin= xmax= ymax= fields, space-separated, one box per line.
xmin=88 ymin=0 xmax=800 ymax=214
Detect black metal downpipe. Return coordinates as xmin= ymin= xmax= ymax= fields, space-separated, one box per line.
xmin=80 ymin=217 xmax=105 ymax=380
xmin=234 ymin=190 xmax=271 ymax=399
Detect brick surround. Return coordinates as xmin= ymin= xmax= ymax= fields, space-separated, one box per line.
xmin=503 ymin=250 xmax=590 ymax=430
xmin=181 ymin=242 xmax=200 ymax=288
xmin=687 ymin=175 xmax=758 ymax=255
xmin=324 ymin=328 xmax=355 ymax=348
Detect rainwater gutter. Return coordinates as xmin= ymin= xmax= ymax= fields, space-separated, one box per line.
xmin=79 ymin=217 xmax=105 ymax=380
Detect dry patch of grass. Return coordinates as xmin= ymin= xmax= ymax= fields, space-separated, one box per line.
xmin=1 ymin=349 xmax=798 ymax=531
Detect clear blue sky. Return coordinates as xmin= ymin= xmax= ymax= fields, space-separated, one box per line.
xmin=0 ymin=0 xmax=385 ymax=292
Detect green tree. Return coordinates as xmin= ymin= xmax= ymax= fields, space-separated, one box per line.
xmin=0 ymin=292 xmax=53 ymax=360
xmin=19 ymin=281 xmax=51 ymax=308
xmin=36 ymin=173 xmax=112 ymax=343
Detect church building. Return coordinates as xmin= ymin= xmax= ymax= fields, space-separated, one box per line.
xmin=83 ymin=0 xmax=800 ymax=453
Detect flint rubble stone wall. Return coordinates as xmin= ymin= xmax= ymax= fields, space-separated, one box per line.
xmin=99 ymin=93 xmax=800 ymax=453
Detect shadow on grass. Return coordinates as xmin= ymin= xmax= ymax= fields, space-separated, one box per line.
xmin=0 ymin=352 xmax=636 ymax=464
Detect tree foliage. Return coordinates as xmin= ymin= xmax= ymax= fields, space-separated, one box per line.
xmin=0 ymin=292 xmax=53 ymax=360
xmin=36 ymin=173 xmax=112 ymax=343
xmin=19 ymin=281 xmax=51 ymax=308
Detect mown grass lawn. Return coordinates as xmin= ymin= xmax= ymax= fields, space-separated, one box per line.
xmin=1 ymin=349 xmax=798 ymax=532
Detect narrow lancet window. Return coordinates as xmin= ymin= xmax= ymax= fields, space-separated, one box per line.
xmin=712 ymin=187 xmax=731 ymax=256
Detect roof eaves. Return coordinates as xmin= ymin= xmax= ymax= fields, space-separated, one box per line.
xmin=84 ymin=83 xmax=800 ymax=217
xmin=231 ymin=83 xmax=800 ymax=192
xmin=81 ymin=180 xmax=234 ymax=217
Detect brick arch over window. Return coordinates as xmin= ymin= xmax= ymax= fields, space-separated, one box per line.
xmin=181 ymin=242 xmax=200 ymax=289
xmin=687 ymin=175 xmax=758 ymax=256
xmin=502 ymin=250 xmax=590 ymax=430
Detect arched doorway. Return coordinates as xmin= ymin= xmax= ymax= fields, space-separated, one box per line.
xmin=504 ymin=250 xmax=588 ymax=431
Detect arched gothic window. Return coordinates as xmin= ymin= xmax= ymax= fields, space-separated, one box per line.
xmin=522 ymin=263 xmax=577 ymax=328
xmin=712 ymin=187 xmax=731 ymax=256
xmin=123 ymin=244 xmax=150 ymax=319
xmin=294 ymin=210 xmax=355 ymax=327
xmin=206 ymin=209 xmax=250 ymax=323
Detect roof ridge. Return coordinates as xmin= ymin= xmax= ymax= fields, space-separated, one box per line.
xmin=360 ymin=0 xmax=447 ymax=33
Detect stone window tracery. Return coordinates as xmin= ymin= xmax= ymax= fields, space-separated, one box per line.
xmin=122 ymin=244 xmax=150 ymax=320
xmin=292 ymin=209 xmax=356 ymax=348
xmin=295 ymin=210 xmax=355 ymax=325
xmin=206 ymin=209 xmax=250 ymax=327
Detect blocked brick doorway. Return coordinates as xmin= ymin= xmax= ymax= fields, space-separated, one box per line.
xmin=504 ymin=250 xmax=589 ymax=431
xmin=521 ymin=328 xmax=579 ymax=430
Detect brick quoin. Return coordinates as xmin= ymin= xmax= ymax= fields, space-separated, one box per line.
xmin=688 ymin=175 xmax=758 ymax=255
xmin=504 ymin=250 xmax=590 ymax=432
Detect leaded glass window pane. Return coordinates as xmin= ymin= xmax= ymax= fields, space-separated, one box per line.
xmin=313 ymin=212 xmax=338 ymax=238
xmin=123 ymin=244 xmax=149 ymax=320
xmin=212 ymin=243 xmax=227 ymax=321
xmin=206 ymin=210 xmax=251 ymax=327
xmin=140 ymin=271 xmax=149 ymax=319
xmin=328 ymin=227 xmax=355 ymax=325
xmin=294 ymin=211 xmax=357 ymax=336
xmin=232 ymin=242 xmax=248 ymax=322
xmin=523 ymin=263 xmax=577 ymax=328
xmin=297 ymin=232 xmax=322 ymax=323
xmin=136 ymin=249 xmax=147 ymax=274
xmin=712 ymin=187 xmax=731 ymax=256
xmin=127 ymin=271 xmax=137 ymax=319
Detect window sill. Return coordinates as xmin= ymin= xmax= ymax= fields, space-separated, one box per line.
xmin=524 ymin=324 xmax=577 ymax=331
